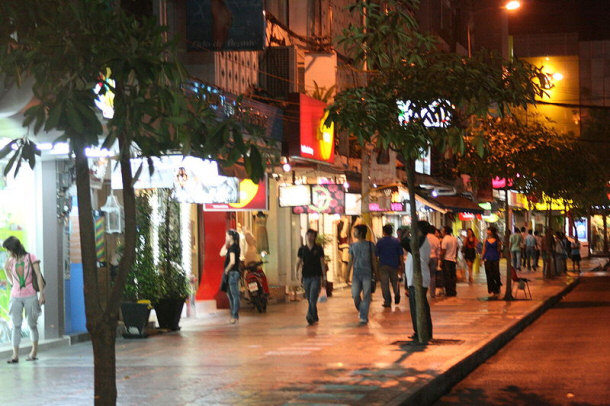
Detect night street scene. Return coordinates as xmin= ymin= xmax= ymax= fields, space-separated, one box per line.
xmin=1 ymin=1 xmax=609 ymax=405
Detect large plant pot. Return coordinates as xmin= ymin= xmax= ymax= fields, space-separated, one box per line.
xmin=154 ymin=298 xmax=186 ymax=331
xmin=121 ymin=302 xmax=151 ymax=338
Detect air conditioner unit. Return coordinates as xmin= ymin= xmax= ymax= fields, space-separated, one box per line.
xmin=260 ymin=46 xmax=298 ymax=99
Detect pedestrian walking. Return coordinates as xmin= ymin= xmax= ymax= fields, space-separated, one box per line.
xmin=509 ymin=227 xmax=522 ymax=271
xmin=520 ymin=226 xmax=527 ymax=268
xmin=404 ymin=220 xmax=433 ymax=340
xmin=347 ymin=224 xmax=378 ymax=325
xmin=570 ymin=236 xmax=581 ymax=272
xmin=375 ymin=224 xmax=403 ymax=307
xmin=553 ymin=232 xmax=567 ymax=276
xmin=296 ymin=229 xmax=326 ymax=325
xmin=2 ymin=236 xmax=45 ymax=363
xmin=481 ymin=226 xmax=502 ymax=298
xmin=462 ymin=228 xmax=477 ymax=283
xmin=426 ymin=225 xmax=440 ymax=298
xmin=525 ymin=229 xmax=536 ymax=271
xmin=534 ymin=230 xmax=543 ymax=270
xmin=440 ymin=226 xmax=458 ymax=297
xmin=223 ymin=229 xmax=241 ymax=324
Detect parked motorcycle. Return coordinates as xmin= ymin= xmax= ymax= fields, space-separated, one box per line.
xmin=242 ymin=261 xmax=269 ymax=313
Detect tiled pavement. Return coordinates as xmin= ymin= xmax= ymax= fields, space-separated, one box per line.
xmin=0 ymin=257 xmax=607 ymax=405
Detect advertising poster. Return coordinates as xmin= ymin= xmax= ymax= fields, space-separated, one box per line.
xmin=292 ymin=184 xmax=345 ymax=214
xmin=187 ymin=0 xmax=265 ymax=51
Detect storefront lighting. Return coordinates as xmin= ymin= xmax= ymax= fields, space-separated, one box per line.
xmin=431 ymin=190 xmax=438 ymax=198
xmin=85 ymin=147 xmax=112 ymax=158
xmin=343 ymin=181 xmax=350 ymax=191
xmin=282 ymin=162 xmax=291 ymax=172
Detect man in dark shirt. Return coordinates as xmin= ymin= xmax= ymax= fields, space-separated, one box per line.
xmin=296 ymin=229 xmax=325 ymax=325
xmin=376 ymin=224 xmax=404 ymax=307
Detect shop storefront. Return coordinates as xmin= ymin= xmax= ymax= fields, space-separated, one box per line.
xmin=0 ymin=135 xmax=68 ymax=345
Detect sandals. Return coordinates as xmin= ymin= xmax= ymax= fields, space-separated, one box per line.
xmin=26 ymin=356 xmax=38 ymax=361
xmin=7 ymin=358 xmax=18 ymax=364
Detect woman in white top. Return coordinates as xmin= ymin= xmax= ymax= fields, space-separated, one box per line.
xmin=403 ymin=220 xmax=432 ymax=341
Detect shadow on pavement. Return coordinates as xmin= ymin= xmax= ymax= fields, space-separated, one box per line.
xmin=434 ymin=384 xmax=597 ymax=406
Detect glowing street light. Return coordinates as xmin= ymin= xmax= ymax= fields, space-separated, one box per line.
xmin=505 ymin=1 xmax=521 ymax=11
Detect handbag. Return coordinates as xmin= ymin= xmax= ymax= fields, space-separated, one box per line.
xmin=28 ymin=254 xmax=46 ymax=292
xmin=220 ymin=272 xmax=229 ymax=292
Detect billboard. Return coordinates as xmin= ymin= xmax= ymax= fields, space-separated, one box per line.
xmin=111 ymin=156 xmax=239 ymax=204
xmin=204 ymin=176 xmax=268 ymax=211
xmin=186 ymin=0 xmax=265 ymax=51
xmin=286 ymin=94 xmax=335 ymax=164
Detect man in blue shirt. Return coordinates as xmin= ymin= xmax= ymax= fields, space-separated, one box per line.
xmin=376 ymin=224 xmax=404 ymax=307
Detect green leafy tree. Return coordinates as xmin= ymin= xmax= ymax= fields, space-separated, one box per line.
xmin=0 ymin=1 xmax=267 ymax=404
xmin=327 ymin=0 xmax=546 ymax=341
xmin=457 ymin=115 xmax=572 ymax=283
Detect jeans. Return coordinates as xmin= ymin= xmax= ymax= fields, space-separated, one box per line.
xmin=534 ymin=249 xmax=540 ymax=269
xmin=484 ymin=260 xmax=501 ymax=294
xmin=9 ymin=295 xmax=40 ymax=348
xmin=379 ymin=265 xmax=399 ymax=305
xmin=408 ymin=286 xmax=432 ymax=338
xmin=303 ymin=276 xmax=321 ymax=323
xmin=525 ymin=247 xmax=536 ymax=269
xmin=428 ymin=258 xmax=438 ymax=298
xmin=442 ymin=260 xmax=457 ymax=296
xmin=226 ymin=271 xmax=241 ymax=319
xmin=511 ymin=250 xmax=521 ymax=270
xmin=352 ymin=273 xmax=372 ymax=323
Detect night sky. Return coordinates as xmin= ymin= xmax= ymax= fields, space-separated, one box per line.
xmin=508 ymin=0 xmax=610 ymax=40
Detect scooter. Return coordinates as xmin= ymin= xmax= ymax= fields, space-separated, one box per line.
xmin=242 ymin=261 xmax=269 ymax=313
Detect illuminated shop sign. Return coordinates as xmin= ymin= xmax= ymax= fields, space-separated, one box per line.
xmin=369 ymin=202 xmax=405 ymax=212
xmin=286 ymin=94 xmax=335 ymax=164
xmin=397 ymin=100 xmax=452 ymax=128
xmin=397 ymin=100 xmax=450 ymax=175
xmin=204 ymin=176 xmax=268 ymax=211
xmin=278 ymin=185 xmax=312 ymax=207
xmin=292 ymin=184 xmax=345 ymax=214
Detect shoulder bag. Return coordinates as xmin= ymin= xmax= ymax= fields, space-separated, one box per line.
xmin=28 ymin=254 xmax=46 ymax=292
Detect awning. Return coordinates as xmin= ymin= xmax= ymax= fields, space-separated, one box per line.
xmin=415 ymin=194 xmax=448 ymax=214
xmin=429 ymin=195 xmax=485 ymax=214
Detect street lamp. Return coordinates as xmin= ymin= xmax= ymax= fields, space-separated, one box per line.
xmin=505 ymin=1 xmax=521 ymax=11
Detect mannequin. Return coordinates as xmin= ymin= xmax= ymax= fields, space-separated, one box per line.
xmin=337 ymin=218 xmax=350 ymax=283
xmin=244 ymin=231 xmax=259 ymax=264
xmin=253 ymin=211 xmax=269 ymax=254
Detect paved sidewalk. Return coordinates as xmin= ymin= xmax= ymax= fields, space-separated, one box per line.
xmin=0 ymin=257 xmax=607 ymax=406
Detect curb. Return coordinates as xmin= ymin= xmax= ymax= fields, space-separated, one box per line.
xmin=387 ymin=274 xmax=586 ymax=406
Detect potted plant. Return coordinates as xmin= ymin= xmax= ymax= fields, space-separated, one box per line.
xmin=121 ymin=190 xmax=160 ymax=338
xmin=153 ymin=190 xmax=190 ymax=331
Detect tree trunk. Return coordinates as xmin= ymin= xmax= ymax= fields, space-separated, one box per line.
xmin=502 ymin=186 xmax=513 ymax=300
xmin=74 ymin=140 xmax=118 ymax=405
xmin=405 ymin=159 xmax=430 ymax=343
xmin=91 ymin=316 xmax=118 ymax=406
